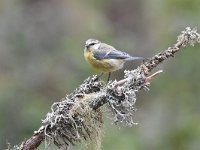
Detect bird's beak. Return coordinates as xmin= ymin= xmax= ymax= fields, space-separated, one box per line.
xmin=85 ymin=45 xmax=89 ymax=49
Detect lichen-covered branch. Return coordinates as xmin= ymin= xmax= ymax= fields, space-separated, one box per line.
xmin=143 ymin=27 xmax=200 ymax=74
xmin=10 ymin=27 xmax=200 ymax=150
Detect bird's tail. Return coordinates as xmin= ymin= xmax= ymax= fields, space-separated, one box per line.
xmin=125 ymin=56 xmax=144 ymax=61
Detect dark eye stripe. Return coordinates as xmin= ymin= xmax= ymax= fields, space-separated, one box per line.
xmin=89 ymin=43 xmax=95 ymax=46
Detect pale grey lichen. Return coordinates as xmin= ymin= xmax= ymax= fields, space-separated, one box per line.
xmin=42 ymin=76 xmax=104 ymax=150
xmin=41 ymin=70 xmax=147 ymax=149
xmin=105 ymin=67 xmax=147 ymax=127
xmin=177 ymin=27 xmax=200 ymax=47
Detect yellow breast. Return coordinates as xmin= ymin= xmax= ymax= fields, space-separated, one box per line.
xmin=84 ymin=50 xmax=124 ymax=72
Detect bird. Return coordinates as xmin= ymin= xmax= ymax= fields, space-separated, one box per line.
xmin=84 ymin=38 xmax=143 ymax=82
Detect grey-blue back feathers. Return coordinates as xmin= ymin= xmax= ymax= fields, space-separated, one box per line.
xmin=93 ymin=49 xmax=143 ymax=60
xmin=93 ymin=42 xmax=143 ymax=61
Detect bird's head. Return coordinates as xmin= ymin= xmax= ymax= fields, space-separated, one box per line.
xmin=85 ymin=39 xmax=101 ymax=51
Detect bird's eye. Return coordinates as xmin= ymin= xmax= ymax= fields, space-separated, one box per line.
xmin=90 ymin=43 xmax=95 ymax=46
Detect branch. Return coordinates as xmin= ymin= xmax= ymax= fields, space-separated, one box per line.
xmin=9 ymin=27 xmax=200 ymax=150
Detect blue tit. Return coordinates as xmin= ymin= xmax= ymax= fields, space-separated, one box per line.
xmin=84 ymin=39 xmax=143 ymax=82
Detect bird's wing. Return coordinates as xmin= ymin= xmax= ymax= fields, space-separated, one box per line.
xmin=93 ymin=43 xmax=132 ymax=60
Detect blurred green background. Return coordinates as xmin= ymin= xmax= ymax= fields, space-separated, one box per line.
xmin=0 ymin=0 xmax=200 ymax=149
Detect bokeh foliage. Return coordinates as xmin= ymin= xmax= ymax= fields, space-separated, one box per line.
xmin=0 ymin=0 xmax=200 ymax=149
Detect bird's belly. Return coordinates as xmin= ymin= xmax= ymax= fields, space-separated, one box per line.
xmin=107 ymin=59 xmax=124 ymax=71
xmin=85 ymin=53 xmax=124 ymax=72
